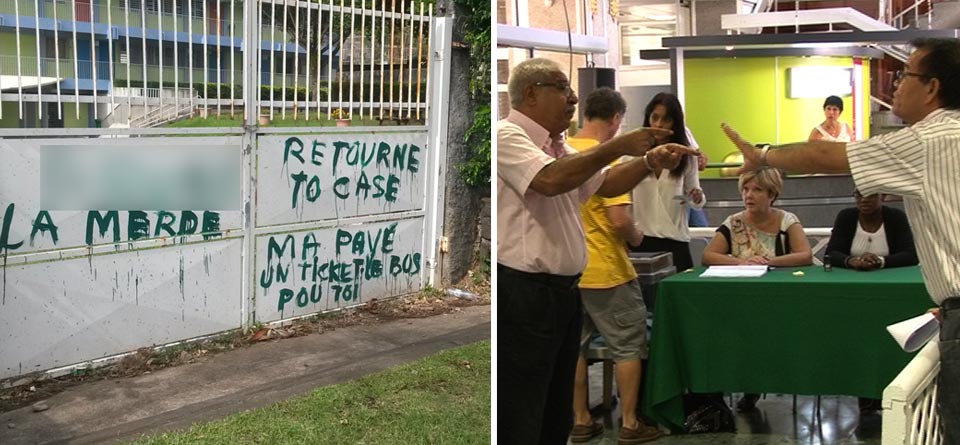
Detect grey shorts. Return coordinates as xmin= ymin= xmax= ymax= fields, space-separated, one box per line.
xmin=579 ymin=280 xmax=648 ymax=362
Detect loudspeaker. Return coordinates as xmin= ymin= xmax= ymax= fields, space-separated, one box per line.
xmin=577 ymin=67 xmax=616 ymax=126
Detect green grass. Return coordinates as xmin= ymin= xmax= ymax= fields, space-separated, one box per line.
xmin=131 ymin=341 xmax=491 ymax=445
xmin=166 ymin=115 xmax=418 ymax=128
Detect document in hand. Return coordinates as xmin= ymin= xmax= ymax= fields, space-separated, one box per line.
xmin=699 ymin=265 xmax=768 ymax=278
xmin=886 ymin=312 xmax=939 ymax=352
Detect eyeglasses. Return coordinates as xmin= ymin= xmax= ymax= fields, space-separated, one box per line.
xmin=534 ymin=82 xmax=575 ymax=97
xmin=893 ymin=70 xmax=932 ymax=88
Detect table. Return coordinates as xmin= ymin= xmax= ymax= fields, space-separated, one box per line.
xmin=642 ymin=265 xmax=935 ymax=432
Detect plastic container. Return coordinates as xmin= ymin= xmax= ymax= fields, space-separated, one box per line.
xmin=629 ymin=252 xmax=676 ymax=311
xmin=445 ymin=288 xmax=478 ymax=300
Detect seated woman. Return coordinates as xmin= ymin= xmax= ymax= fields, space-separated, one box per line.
xmin=808 ymin=95 xmax=855 ymax=143
xmin=701 ymin=168 xmax=813 ymax=411
xmin=827 ymin=190 xmax=918 ymax=413
xmin=825 ymin=189 xmax=918 ymax=271
xmin=702 ymin=168 xmax=813 ymax=267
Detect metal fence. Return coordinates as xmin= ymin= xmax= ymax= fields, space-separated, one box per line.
xmin=0 ymin=0 xmax=434 ymax=126
xmin=0 ymin=0 xmax=454 ymax=385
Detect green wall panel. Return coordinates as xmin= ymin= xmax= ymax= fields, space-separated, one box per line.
xmin=685 ymin=56 xmax=872 ymax=178
xmin=0 ymin=103 xmax=19 ymax=128
xmin=63 ymin=103 xmax=89 ymax=128
xmin=685 ymin=57 xmax=778 ymax=178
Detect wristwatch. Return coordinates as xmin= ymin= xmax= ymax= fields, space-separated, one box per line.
xmin=760 ymin=145 xmax=771 ymax=167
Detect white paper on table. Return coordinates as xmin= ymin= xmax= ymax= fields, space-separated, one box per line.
xmin=699 ymin=265 xmax=769 ymax=278
xmin=886 ymin=312 xmax=940 ymax=353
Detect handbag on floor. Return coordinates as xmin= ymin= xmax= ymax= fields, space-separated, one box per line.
xmin=682 ymin=393 xmax=736 ymax=434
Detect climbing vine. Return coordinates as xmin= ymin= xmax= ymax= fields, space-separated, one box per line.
xmin=457 ymin=0 xmax=491 ymax=188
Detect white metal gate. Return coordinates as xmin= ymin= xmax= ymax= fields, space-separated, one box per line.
xmin=0 ymin=0 xmax=453 ymax=383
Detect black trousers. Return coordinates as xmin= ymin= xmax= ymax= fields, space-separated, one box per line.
xmin=497 ymin=264 xmax=582 ymax=445
xmin=630 ymin=236 xmax=694 ymax=272
xmin=940 ymin=297 xmax=960 ymax=445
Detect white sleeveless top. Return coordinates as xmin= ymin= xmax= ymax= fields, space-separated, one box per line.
xmin=815 ymin=123 xmax=852 ymax=142
xmin=850 ymin=222 xmax=890 ymax=257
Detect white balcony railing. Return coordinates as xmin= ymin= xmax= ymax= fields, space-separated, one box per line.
xmin=882 ymin=339 xmax=943 ymax=445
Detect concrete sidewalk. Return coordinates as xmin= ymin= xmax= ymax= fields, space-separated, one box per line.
xmin=0 ymin=305 xmax=491 ymax=445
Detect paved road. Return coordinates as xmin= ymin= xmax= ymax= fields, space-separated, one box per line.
xmin=0 ymin=305 xmax=491 ymax=444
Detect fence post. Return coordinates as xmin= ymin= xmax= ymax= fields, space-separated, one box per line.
xmin=422 ymin=16 xmax=452 ymax=287
xmin=240 ymin=0 xmax=261 ymax=331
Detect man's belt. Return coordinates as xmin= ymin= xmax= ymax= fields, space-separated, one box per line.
xmin=497 ymin=264 xmax=581 ymax=291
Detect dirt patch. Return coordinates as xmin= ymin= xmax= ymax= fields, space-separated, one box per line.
xmin=0 ymin=275 xmax=490 ymax=414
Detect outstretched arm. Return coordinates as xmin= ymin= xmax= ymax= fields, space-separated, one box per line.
xmin=530 ymin=127 xmax=671 ymax=196
xmin=597 ymin=143 xmax=700 ymax=197
xmin=722 ymin=123 xmax=851 ymax=175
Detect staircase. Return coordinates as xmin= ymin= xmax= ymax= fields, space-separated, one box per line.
xmin=129 ymin=101 xmax=196 ymax=128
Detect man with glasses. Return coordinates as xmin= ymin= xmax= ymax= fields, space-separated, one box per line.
xmin=498 ymin=58 xmax=697 ymax=444
xmin=721 ymin=38 xmax=960 ymax=444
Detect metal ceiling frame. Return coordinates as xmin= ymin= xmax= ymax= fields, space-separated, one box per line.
xmin=658 ymin=29 xmax=960 ymax=103
xmin=497 ymin=24 xmax=610 ymax=54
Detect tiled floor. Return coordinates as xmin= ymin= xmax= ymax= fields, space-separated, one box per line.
xmin=573 ymin=363 xmax=882 ymax=445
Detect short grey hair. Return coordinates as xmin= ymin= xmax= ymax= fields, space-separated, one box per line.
xmin=508 ymin=58 xmax=563 ymax=109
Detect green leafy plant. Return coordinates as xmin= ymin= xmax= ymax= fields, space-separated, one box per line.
xmin=460 ymin=104 xmax=491 ymax=187
xmin=458 ymin=0 xmax=491 ymax=188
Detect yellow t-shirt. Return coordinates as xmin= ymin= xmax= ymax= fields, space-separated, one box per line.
xmin=567 ymin=137 xmax=638 ymax=289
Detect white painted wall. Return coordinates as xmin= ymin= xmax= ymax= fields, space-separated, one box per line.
xmin=0 ymin=129 xmax=436 ymax=382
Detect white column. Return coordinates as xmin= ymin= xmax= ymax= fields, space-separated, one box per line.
xmin=421 ymin=16 xmax=451 ymax=286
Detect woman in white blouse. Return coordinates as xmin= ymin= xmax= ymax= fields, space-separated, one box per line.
xmin=825 ymin=189 xmax=918 ymax=270
xmin=629 ymin=93 xmax=705 ymax=271
xmin=808 ymin=95 xmax=856 ymax=143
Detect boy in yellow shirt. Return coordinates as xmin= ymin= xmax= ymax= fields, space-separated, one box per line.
xmin=568 ymin=87 xmax=661 ymax=445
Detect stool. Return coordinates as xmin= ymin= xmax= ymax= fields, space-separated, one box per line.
xmin=585 ymin=335 xmax=615 ymax=411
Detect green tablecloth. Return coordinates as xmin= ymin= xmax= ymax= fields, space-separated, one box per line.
xmin=642 ymin=265 xmax=935 ymax=432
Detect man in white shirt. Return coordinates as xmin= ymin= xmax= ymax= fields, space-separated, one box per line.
xmin=498 ymin=58 xmax=697 ymax=444
xmin=721 ymin=38 xmax=960 ymax=444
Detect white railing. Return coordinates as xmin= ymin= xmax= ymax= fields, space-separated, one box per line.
xmin=113 ymin=87 xmax=195 ymax=100
xmin=890 ymin=0 xmax=934 ymax=29
xmin=882 ymin=339 xmax=943 ymax=445
xmin=129 ymin=100 xmax=195 ymax=127
xmin=0 ymin=0 xmax=435 ymax=125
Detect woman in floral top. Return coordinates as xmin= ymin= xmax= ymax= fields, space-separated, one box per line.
xmin=702 ymin=168 xmax=813 ymax=267
xmin=701 ymin=167 xmax=813 ymax=411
